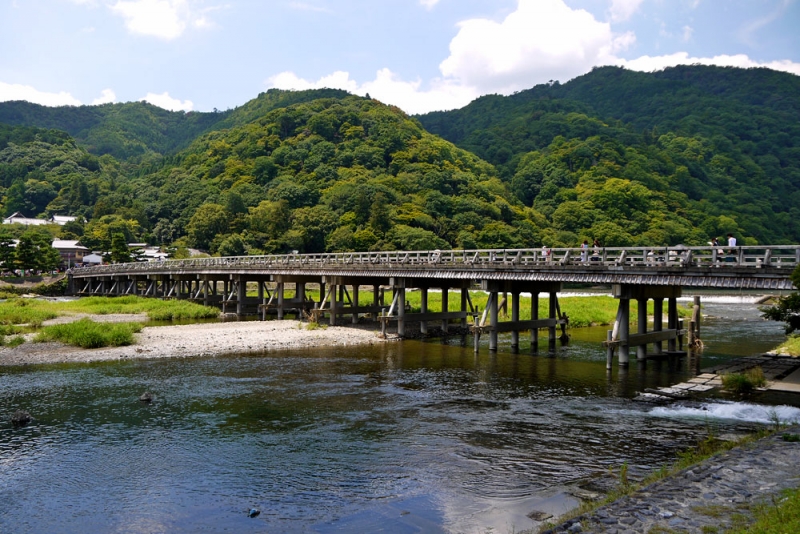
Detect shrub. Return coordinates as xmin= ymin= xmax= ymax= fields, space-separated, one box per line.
xmin=722 ymin=367 xmax=767 ymax=394
xmin=35 ymin=319 xmax=143 ymax=348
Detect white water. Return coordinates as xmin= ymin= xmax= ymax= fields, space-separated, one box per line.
xmin=650 ymin=401 xmax=800 ymax=425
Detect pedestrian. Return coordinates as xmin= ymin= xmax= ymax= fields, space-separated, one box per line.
xmin=591 ymin=239 xmax=601 ymax=262
xmin=580 ymin=240 xmax=589 ymax=262
xmin=726 ymin=233 xmax=737 ymax=262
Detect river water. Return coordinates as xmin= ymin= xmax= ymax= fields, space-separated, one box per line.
xmin=3 ymin=296 xmax=800 ymax=533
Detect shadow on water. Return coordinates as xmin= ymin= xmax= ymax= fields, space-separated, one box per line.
xmin=1 ymin=298 xmax=798 ymax=533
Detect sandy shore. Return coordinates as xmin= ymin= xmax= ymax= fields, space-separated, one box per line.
xmin=0 ymin=319 xmax=387 ymax=366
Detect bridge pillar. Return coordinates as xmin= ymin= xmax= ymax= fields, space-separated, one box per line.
xmin=329 ymin=283 xmax=337 ymax=326
xmin=277 ymin=282 xmax=284 ymax=320
xmin=511 ymin=291 xmax=520 ymax=352
xmin=420 ymin=287 xmax=428 ymax=335
xmin=668 ymin=297 xmax=678 ymax=352
xmin=613 ymin=285 xmax=682 ymax=364
xmin=531 ymin=292 xmax=539 ymax=349
xmin=619 ymin=298 xmax=630 ymax=365
xmin=257 ymin=281 xmax=264 ymax=320
xmin=548 ymin=291 xmax=557 ymax=345
xmin=461 ymin=288 xmax=468 ymax=327
xmin=637 ymin=297 xmax=648 ymax=360
xmin=489 ymin=290 xmax=498 ymax=351
xmin=352 ymin=284 xmax=359 ymax=324
xmin=298 ymin=283 xmax=306 ymax=318
xmin=397 ymin=284 xmax=406 ymax=337
xmin=441 ymin=287 xmax=449 ymax=332
xmin=237 ymin=277 xmax=246 ymax=317
xmin=653 ymin=298 xmax=664 ymax=355
xmin=372 ymin=284 xmax=380 ymax=320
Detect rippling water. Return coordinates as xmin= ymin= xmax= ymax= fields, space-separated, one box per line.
xmin=2 ymin=296 xmax=798 ymax=533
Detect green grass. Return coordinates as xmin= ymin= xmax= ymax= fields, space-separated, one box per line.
xmin=773 ymin=335 xmax=800 ymax=356
xmin=50 ymin=296 xmax=221 ymax=321
xmin=400 ymin=292 xmax=691 ymax=328
xmin=722 ymin=367 xmax=768 ymax=394
xmin=0 ymin=299 xmax=59 ymax=326
xmin=725 ymin=487 xmax=800 ymax=533
xmin=253 ymin=288 xmax=692 ymax=329
xmin=539 ymin=428 xmax=777 ymax=533
xmin=0 ymin=295 xmax=221 ymax=324
xmin=35 ymin=318 xmax=143 ymax=348
xmin=1 ymin=335 xmax=26 ymax=347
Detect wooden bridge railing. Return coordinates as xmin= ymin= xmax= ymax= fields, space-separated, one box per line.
xmin=71 ymin=245 xmax=800 ymax=276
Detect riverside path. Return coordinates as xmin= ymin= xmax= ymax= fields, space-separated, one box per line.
xmin=68 ymin=245 xmax=799 ymax=363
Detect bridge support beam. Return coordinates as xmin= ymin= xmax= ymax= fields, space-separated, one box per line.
xmin=610 ymin=285 xmax=683 ymax=366
xmin=480 ymin=281 xmax=563 ymax=352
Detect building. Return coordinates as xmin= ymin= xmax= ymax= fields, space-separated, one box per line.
xmin=2 ymin=212 xmax=79 ymax=226
xmin=51 ymin=239 xmax=89 ymax=267
xmin=3 ymin=212 xmax=49 ymax=226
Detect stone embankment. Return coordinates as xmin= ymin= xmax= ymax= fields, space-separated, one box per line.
xmin=543 ymin=427 xmax=800 ymax=533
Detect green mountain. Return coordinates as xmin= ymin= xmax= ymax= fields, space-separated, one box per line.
xmin=418 ymin=65 xmax=800 ymax=245
xmin=0 ymin=88 xmax=351 ymax=161
xmin=0 ymin=65 xmax=798 ymax=252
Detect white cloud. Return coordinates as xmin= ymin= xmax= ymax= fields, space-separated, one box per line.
xmin=142 ymin=91 xmax=194 ymax=111
xmin=438 ymin=0 xmax=634 ymax=95
xmin=109 ymin=0 xmax=216 ymax=40
xmin=419 ymin=0 xmax=441 ymax=9
xmin=268 ymin=68 xmax=477 ymax=115
xmin=268 ymin=71 xmax=360 ymax=93
xmin=92 ymin=89 xmax=117 ymax=105
xmin=267 ymin=0 xmax=800 ymax=115
xmin=620 ymin=53 xmax=800 ymax=76
xmin=681 ymin=25 xmax=693 ymax=42
xmin=0 ymin=81 xmax=82 ymax=107
xmin=608 ymin=0 xmax=643 ymax=22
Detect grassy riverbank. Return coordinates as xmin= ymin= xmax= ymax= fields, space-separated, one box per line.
xmin=280 ymin=289 xmax=692 ymax=328
xmin=772 ymin=335 xmax=800 ymax=357
xmin=0 ymin=296 xmax=219 ymax=348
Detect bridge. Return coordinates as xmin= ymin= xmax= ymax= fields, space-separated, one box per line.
xmin=69 ymin=245 xmax=799 ymax=365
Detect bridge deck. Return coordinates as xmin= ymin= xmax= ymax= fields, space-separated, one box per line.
xmin=70 ymin=246 xmax=799 ymax=290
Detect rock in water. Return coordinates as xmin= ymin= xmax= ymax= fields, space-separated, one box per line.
xmin=139 ymin=392 xmax=153 ymax=403
xmin=11 ymin=410 xmax=32 ymax=427
xmin=248 ymin=509 xmax=260 ymax=518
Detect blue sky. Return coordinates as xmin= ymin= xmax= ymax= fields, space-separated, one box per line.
xmin=1 ymin=0 xmax=798 ymax=114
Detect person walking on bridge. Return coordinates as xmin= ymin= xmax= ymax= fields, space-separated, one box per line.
xmin=726 ymin=233 xmax=737 ymax=262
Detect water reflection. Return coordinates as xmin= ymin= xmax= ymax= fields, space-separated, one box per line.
xmin=0 ymin=298 xmax=796 ymax=533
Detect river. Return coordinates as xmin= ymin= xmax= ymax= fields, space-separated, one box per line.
xmin=2 ymin=295 xmax=800 ymax=533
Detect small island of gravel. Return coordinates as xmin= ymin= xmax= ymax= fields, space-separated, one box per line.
xmin=0 ymin=318 xmax=386 ymax=366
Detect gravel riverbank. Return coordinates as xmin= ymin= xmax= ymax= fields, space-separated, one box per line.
xmin=0 ymin=319 xmax=387 ymax=366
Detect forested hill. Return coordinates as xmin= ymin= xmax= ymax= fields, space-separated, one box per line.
xmin=418 ymin=65 xmax=800 ymax=245
xmin=0 ymin=66 xmax=798 ymax=254
xmin=0 ymin=88 xmax=350 ymax=161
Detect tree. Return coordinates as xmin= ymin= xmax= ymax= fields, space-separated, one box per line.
xmin=15 ymin=230 xmax=60 ymax=273
xmin=217 ymin=234 xmax=247 ymax=256
xmin=187 ymin=203 xmax=229 ymax=251
xmin=0 ymin=228 xmax=16 ymax=271
xmin=761 ymin=266 xmax=800 ymax=334
xmin=110 ymin=233 xmax=132 ymax=263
